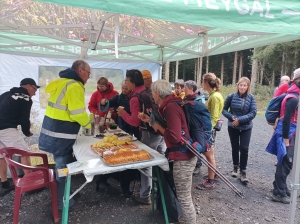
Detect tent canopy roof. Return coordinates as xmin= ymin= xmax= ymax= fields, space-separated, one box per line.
xmin=0 ymin=0 xmax=299 ymax=63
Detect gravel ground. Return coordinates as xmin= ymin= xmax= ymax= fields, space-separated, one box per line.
xmin=0 ymin=115 xmax=300 ymax=224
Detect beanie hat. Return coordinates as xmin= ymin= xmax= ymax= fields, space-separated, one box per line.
xmin=141 ymin=70 xmax=152 ymax=79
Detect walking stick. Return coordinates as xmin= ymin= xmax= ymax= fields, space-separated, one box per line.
xmin=180 ymin=137 xmax=245 ymax=199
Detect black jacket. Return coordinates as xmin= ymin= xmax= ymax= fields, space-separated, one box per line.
xmin=0 ymin=87 xmax=32 ymax=136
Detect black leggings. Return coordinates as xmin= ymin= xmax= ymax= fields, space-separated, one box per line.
xmin=228 ymin=127 xmax=252 ymax=170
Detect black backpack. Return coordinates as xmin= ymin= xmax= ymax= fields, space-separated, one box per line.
xmin=132 ymin=88 xmax=159 ymax=133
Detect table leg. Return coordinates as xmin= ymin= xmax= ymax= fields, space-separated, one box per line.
xmin=151 ymin=175 xmax=155 ymax=214
xmin=62 ymin=175 xmax=71 ymax=224
xmin=155 ymin=166 xmax=169 ymax=224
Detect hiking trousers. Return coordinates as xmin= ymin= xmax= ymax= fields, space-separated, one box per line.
xmin=273 ymin=135 xmax=295 ymax=197
xmin=139 ymin=131 xmax=166 ymax=198
xmin=228 ymin=127 xmax=252 ymax=170
xmin=173 ymin=156 xmax=197 ymax=224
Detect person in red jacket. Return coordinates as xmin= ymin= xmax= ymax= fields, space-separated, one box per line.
xmin=88 ymin=77 xmax=119 ymax=119
xmin=139 ymin=79 xmax=197 ymax=224
xmin=273 ymin=69 xmax=300 ymax=97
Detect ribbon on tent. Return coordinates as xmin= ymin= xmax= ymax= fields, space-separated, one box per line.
xmin=115 ymin=14 xmax=119 ymax=59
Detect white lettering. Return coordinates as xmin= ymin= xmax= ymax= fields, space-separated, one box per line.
xmin=75 ymin=46 xmax=81 ymax=54
xmin=15 ymin=42 xmax=22 ymax=50
xmin=23 ymin=46 xmax=32 ymax=50
xmin=234 ymin=0 xmax=249 ymax=15
xmin=32 ymin=46 xmax=40 ymax=51
xmin=68 ymin=46 xmax=74 ymax=53
xmin=250 ymin=0 xmax=264 ymax=17
xmin=48 ymin=45 xmax=55 ymax=52
xmin=221 ymin=0 xmax=231 ymax=11
xmin=55 ymin=45 xmax=64 ymax=51
xmin=205 ymin=0 xmax=219 ymax=10
xmin=265 ymin=0 xmax=274 ymax=18
xmin=233 ymin=37 xmax=240 ymax=44
xmin=197 ymin=0 xmax=202 ymax=7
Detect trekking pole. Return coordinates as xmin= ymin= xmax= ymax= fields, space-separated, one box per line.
xmin=180 ymin=137 xmax=244 ymax=199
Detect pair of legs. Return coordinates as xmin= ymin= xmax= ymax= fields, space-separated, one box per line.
xmin=173 ymin=156 xmax=197 ymax=224
xmin=53 ymin=153 xmax=75 ymax=210
xmin=273 ymin=135 xmax=295 ymax=199
xmin=228 ymin=127 xmax=252 ymax=171
xmin=139 ymin=131 xmax=166 ymax=199
xmin=0 ymin=128 xmax=32 ymax=182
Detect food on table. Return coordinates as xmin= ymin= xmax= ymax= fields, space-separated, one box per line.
xmin=110 ymin=123 xmax=118 ymax=129
xmin=116 ymin=148 xmax=132 ymax=154
xmin=103 ymin=150 xmax=151 ymax=165
xmin=91 ymin=142 xmax=114 ymax=148
xmin=95 ymin=134 xmax=105 ymax=138
xmin=114 ymin=133 xmax=129 ymax=137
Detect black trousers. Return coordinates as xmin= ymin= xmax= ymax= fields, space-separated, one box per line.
xmin=228 ymin=127 xmax=252 ymax=170
xmin=273 ymin=135 xmax=295 ymax=197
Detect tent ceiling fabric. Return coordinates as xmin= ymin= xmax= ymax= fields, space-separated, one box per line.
xmin=0 ymin=0 xmax=299 ymax=63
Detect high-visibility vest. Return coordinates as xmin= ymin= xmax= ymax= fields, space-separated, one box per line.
xmin=45 ymin=78 xmax=91 ymax=129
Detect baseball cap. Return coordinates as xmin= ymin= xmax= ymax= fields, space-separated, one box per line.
xmin=20 ymin=78 xmax=40 ymax=88
xmin=141 ymin=70 xmax=152 ymax=79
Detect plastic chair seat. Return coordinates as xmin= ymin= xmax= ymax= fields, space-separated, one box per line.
xmin=0 ymin=147 xmax=59 ymax=224
xmin=16 ymin=170 xmax=55 ymax=192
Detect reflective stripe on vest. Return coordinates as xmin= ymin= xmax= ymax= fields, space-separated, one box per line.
xmin=47 ymin=80 xmax=86 ymax=115
xmin=82 ymin=121 xmax=91 ymax=128
xmin=41 ymin=128 xmax=77 ymax=139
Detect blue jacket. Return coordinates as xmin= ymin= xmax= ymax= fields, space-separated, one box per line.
xmin=266 ymin=120 xmax=296 ymax=164
xmin=222 ymin=92 xmax=257 ymax=130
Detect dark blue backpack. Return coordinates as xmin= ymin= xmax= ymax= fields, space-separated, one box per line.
xmin=179 ymin=100 xmax=213 ymax=153
xmin=265 ymin=93 xmax=298 ymax=125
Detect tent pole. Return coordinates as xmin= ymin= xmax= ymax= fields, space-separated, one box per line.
xmin=288 ymin=99 xmax=300 ymax=224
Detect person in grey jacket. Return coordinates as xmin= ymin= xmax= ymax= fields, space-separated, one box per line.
xmin=222 ymin=77 xmax=257 ymax=184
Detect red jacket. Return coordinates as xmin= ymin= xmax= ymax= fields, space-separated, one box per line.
xmin=122 ymin=85 xmax=145 ymax=127
xmin=273 ymin=83 xmax=290 ymax=97
xmin=159 ymin=94 xmax=195 ymax=161
xmin=88 ymin=82 xmax=119 ymax=118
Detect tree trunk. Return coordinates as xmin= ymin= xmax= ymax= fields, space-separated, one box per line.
xmin=251 ymin=49 xmax=258 ymax=92
xmin=221 ymin=56 xmax=224 ymax=86
xmin=260 ymin=61 xmax=264 ymax=85
xmin=294 ymin=47 xmax=298 ymax=70
xmin=238 ymin=51 xmax=243 ymax=80
xmin=271 ymin=71 xmax=275 ymax=87
xmin=206 ymin=56 xmax=209 ymax=73
xmin=197 ymin=57 xmax=203 ymax=87
xmin=175 ymin=61 xmax=179 ymax=80
xmin=165 ymin=62 xmax=170 ymax=81
xmin=194 ymin=58 xmax=197 ymax=81
xmin=232 ymin=51 xmax=238 ymax=85
xmin=281 ymin=50 xmax=285 ymax=75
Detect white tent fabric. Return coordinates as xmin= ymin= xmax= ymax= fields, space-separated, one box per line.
xmin=0 ymin=53 xmax=160 ymax=120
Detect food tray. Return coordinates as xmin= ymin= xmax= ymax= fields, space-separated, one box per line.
xmin=91 ymin=142 xmax=139 ymax=155
xmin=100 ymin=151 xmax=154 ymax=167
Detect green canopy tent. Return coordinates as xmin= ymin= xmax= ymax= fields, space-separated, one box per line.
xmin=0 ymin=0 xmax=299 ymax=63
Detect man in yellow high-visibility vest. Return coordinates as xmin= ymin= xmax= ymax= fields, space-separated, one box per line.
xmin=39 ymin=60 xmax=91 ymax=211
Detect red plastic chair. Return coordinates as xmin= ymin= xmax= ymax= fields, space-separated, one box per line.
xmin=0 ymin=147 xmax=59 ymax=224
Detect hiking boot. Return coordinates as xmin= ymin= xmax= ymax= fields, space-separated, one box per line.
xmin=193 ymin=166 xmax=201 ymax=175
xmin=133 ymin=195 xmax=151 ymax=205
xmin=271 ymin=194 xmax=290 ymax=204
xmin=196 ymin=180 xmax=216 ymax=190
xmin=0 ymin=182 xmax=15 ymax=197
xmin=240 ymin=170 xmax=249 ymax=184
xmin=231 ymin=165 xmax=239 ymax=178
xmin=286 ymin=189 xmax=291 ymax=197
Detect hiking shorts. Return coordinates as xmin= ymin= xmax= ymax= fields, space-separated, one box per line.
xmin=0 ymin=128 xmax=30 ymax=158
